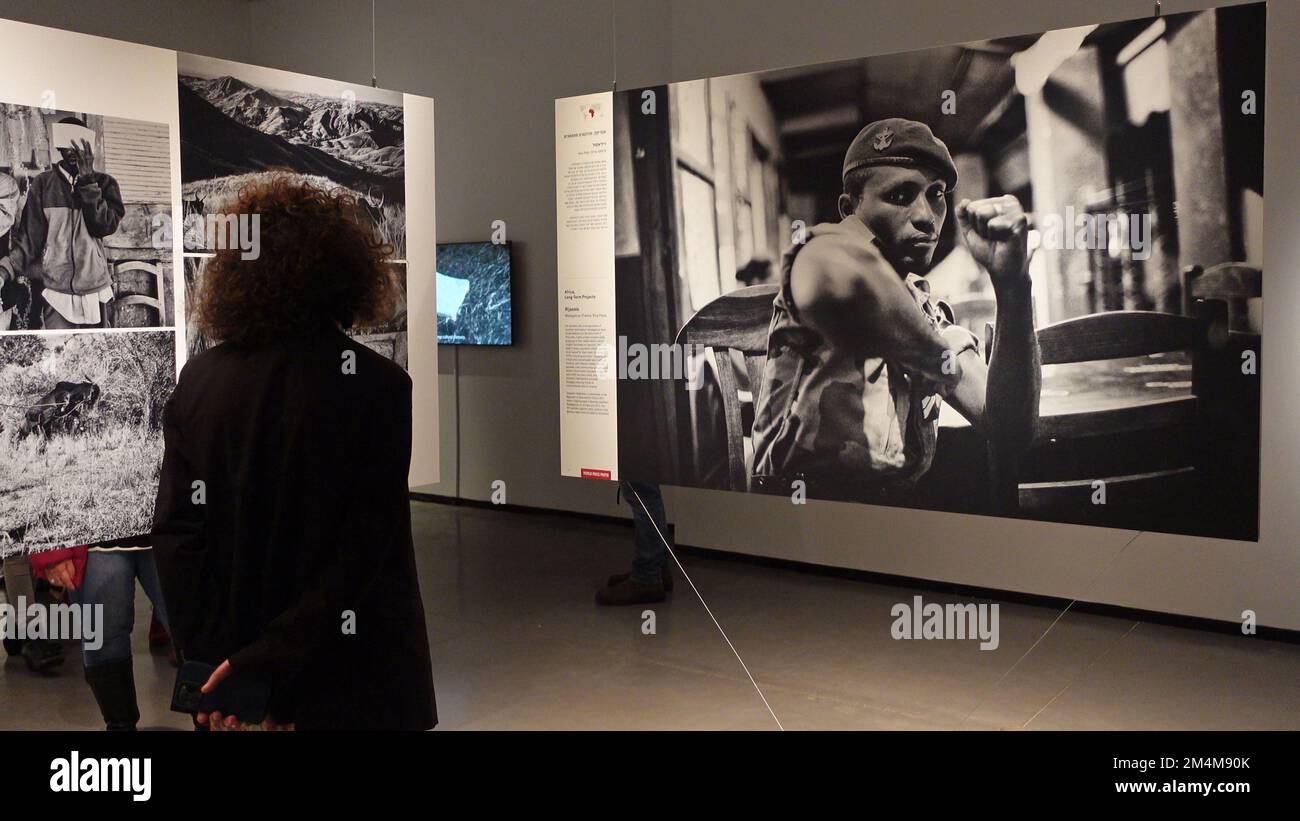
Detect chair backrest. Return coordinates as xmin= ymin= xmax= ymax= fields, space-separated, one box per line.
xmin=674 ymin=284 xmax=778 ymax=491
xmin=1002 ymin=309 xmax=1212 ymax=520
xmin=1036 ymin=310 xmax=1200 ymax=365
xmin=1181 ymin=263 xmax=1261 ymax=330
xmin=111 ymin=260 xmax=165 ymax=326
xmin=1188 ymin=263 xmax=1261 ymax=300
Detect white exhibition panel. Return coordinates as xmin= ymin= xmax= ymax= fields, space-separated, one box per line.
xmin=404 ymin=92 xmax=439 ymax=487
xmin=555 ymin=92 xmax=619 ymax=481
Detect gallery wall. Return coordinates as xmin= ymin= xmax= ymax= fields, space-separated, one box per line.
xmin=0 ymin=0 xmax=253 ymax=62
xmin=242 ymin=0 xmax=668 ymax=519
xmin=2 ymin=1 xmax=1294 ymax=630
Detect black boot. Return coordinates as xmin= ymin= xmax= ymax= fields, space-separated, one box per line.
xmin=605 ymin=562 xmax=674 ymax=592
xmin=595 ymin=576 xmax=666 ymax=606
xmin=84 ymin=658 xmax=140 ymax=731
xmin=21 ymin=639 xmax=65 ymax=673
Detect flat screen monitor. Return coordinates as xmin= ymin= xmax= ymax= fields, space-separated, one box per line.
xmin=436 ymin=241 xmax=513 ymax=345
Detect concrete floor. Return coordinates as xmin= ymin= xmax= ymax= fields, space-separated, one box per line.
xmin=4 ymin=499 xmax=1300 ymax=730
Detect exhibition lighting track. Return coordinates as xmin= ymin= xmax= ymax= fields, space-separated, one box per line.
xmin=626 ymin=485 xmax=786 ymax=731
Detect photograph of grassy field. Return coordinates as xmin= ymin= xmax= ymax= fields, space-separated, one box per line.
xmin=0 ymin=331 xmax=175 ymax=556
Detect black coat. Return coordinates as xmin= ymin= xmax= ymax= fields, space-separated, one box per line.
xmin=152 ymin=327 xmax=436 ymax=730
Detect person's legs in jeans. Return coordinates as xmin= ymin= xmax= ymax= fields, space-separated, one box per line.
xmin=73 ymin=551 xmax=138 ymax=668
xmin=597 ymin=482 xmax=672 ymax=605
xmin=625 ymin=482 xmax=670 ymax=585
xmin=133 ymin=550 xmax=170 ymax=637
xmin=71 ymin=550 xmax=141 ymax=730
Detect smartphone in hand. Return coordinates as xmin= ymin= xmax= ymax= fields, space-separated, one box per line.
xmin=171 ymin=660 xmax=270 ymax=725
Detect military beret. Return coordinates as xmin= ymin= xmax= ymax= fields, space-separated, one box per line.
xmin=842 ymin=118 xmax=958 ymax=191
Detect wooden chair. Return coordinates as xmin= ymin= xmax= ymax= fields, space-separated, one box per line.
xmin=990 ymin=304 xmax=1228 ymax=531
xmin=674 ymin=284 xmax=778 ymax=491
xmin=111 ymin=260 xmax=165 ymax=326
xmin=1181 ymin=263 xmax=1261 ymax=331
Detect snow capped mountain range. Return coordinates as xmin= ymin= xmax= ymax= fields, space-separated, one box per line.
xmin=180 ymin=74 xmax=403 ymax=180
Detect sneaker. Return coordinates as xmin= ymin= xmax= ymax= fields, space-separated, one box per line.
xmin=595 ymin=576 xmax=666 ymax=606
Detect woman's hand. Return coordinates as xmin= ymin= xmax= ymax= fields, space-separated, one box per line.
xmin=196 ymin=660 xmax=294 ymax=731
xmin=46 ymin=559 xmax=78 ymax=591
xmin=195 ymin=660 xmax=232 ymax=728
xmin=205 ymin=712 xmax=295 ymax=731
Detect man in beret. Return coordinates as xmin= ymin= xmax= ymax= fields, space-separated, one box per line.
xmin=751 ymin=118 xmax=1040 ymax=503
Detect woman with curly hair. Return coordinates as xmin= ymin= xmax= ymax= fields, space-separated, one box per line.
xmin=152 ymin=172 xmax=436 ymax=731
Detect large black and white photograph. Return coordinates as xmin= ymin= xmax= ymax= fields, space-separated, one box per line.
xmin=178 ymin=52 xmax=406 ymax=258
xmin=183 ymin=254 xmax=409 ymax=368
xmin=0 ymin=102 xmax=174 ymax=332
xmin=613 ymin=3 xmax=1264 ymax=540
xmin=0 ymin=330 xmax=175 ymax=555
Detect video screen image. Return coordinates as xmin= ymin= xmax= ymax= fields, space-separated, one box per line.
xmin=436 ymin=241 xmax=512 ymax=346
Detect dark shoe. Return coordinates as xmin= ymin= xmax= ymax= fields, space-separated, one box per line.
xmin=84 ymin=658 xmax=140 ymax=731
xmin=605 ymin=562 xmax=673 ymax=592
xmin=596 ymin=577 xmax=666 ymax=606
xmin=21 ymin=639 xmax=64 ymax=674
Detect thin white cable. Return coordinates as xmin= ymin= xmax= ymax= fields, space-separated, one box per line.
xmin=1021 ymin=621 xmax=1141 ymax=729
xmin=626 ymin=485 xmax=785 ymax=731
xmin=959 ymin=528 xmax=1146 ymax=727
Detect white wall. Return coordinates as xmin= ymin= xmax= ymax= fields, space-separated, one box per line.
xmin=0 ymin=0 xmax=252 ymax=62
xmin=242 ymin=0 xmax=665 ymax=519
xmin=5 ymin=0 xmax=1291 ymax=630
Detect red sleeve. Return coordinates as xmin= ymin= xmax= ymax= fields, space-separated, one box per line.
xmin=29 ymin=545 xmax=88 ymax=580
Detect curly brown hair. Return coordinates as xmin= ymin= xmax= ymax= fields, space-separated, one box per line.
xmin=194 ymin=172 xmax=399 ymax=348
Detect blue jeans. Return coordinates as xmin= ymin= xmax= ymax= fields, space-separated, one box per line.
xmin=69 ymin=550 xmax=170 ymax=669
xmin=623 ymin=482 xmax=671 ymax=584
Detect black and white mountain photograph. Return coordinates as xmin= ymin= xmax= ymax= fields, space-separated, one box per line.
xmin=177 ymin=52 xmax=406 ymax=258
